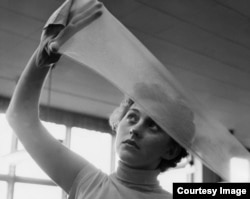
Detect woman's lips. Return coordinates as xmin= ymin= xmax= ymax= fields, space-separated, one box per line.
xmin=123 ymin=139 xmax=140 ymax=149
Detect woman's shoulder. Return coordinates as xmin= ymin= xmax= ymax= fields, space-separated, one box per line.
xmin=68 ymin=162 xmax=108 ymax=199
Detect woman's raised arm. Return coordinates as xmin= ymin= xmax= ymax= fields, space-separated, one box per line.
xmin=6 ymin=2 xmax=102 ymax=193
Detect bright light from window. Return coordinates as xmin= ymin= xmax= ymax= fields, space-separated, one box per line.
xmin=0 ymin=114 xmax=12 ymax=155
xmin=0 ymin=114 xmax=13 ymax=174
xmin=230 ymin=157 xmax=249 ymax=182
xmin=15 ymin=153 xmax=51 ymax=179
xmin=42 ymin=121 xmax=66 ymax=142
xmin=71 ymin=127 xmax=112 ymax=174
xmin=14 ymin=183 xmax=62 ymax=199
xmin=0 ymin=181 xmax=7 ymax=199
xmin=16 ymin=121 xmax=66 ymax=179
xmin=158 ymin=160 xmax=193 ymax=193
xmin=158 ymin=167 xmax=192 ymax=193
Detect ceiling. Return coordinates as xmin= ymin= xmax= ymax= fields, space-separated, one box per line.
xmin=1 ymin=0 xmax=250 ymax=148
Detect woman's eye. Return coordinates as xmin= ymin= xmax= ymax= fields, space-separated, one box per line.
xmin=150 ymin=125 xmax=159 ymax=131
xmin=126 ymin=113 xmax=138 ymax=123
xmin=148 ymin=121 xmax=160 ymax=132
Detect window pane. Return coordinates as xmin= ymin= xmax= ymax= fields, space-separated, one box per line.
xmin=16 ymin=121 xmax=66 ymax=179
xmin=71 ymin=127 xmax=112 ymax=174
xmin=15 ymin=153 xmax=51 ymax=180
xmin=14 ymin=183 xmax=62 ymax=199
xmin=42 ymin=121 xmax=66 ymax=142
xmin=0 ymin=114 xmax=13 ymax=174
xmin=158 ymin=166 xmax=193 ymax=193
xmin=0 ymin=181 xmax=7 ymax=199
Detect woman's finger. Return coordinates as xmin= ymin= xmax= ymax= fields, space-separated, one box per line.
xmin=71 ymin=2 xmax=103 ymax=25
xmin=48 ymin=10 xmax=102 ymax=52
xmin=68 ymin=0 xmax=96 ymax=23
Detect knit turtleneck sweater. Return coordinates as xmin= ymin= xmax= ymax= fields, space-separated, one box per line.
xmin=69 ymin=161 xmax=172 ymax=199
xmin=112 ymin=161 xmax=162 ymax=192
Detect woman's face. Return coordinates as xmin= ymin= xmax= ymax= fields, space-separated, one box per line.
xmin=115 ymin=103 xmax=176 ymax=170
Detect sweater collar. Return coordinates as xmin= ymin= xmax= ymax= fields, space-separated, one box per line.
xmin=115 ymin=161 xmax=160 ymax=186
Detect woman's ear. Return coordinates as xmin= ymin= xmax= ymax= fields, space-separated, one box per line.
xmin=162 ymin=144 xmax=182 ymax=161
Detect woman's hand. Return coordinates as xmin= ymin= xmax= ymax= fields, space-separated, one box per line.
xmin=36 ymin=1 xmax=103 ymax=67
xmin=36 ymin=24 xmax=64 ymax=67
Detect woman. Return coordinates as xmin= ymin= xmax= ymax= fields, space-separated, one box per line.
xmin=6 ymin=2 xmax=188 ymax=199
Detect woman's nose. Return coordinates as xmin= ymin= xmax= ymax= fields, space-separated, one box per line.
xmin=129 ymin=122 xmax=145 ymax=138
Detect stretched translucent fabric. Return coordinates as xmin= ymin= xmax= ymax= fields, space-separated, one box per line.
xmin=47 ymin=0 xmax=250 ymax=181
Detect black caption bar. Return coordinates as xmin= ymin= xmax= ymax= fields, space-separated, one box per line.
xmin=173 ymin=183 xmax=250 ymax=199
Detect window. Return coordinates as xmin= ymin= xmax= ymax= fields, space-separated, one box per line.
xmin=71 ymin=127 xmax=113 ymax=174
xmin=0 ymin=181 xmax=7 ymax=199
xmin=14 ymin=183 xmax=62 ymax=199
xmin=15 ymin=122 xmax=66 ymax=180
xmin=0 ymin=114 xmax=13 ymax=174
xmin=158 ymin=165 xmax=193 ymax=193
xmin=15 ymin=152 xmax=51 ymax=180
xmin=230 ymin=157 xmax=249 ymax=182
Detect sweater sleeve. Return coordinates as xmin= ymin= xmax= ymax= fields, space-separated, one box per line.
xmin=68 ymin=161 xmax=108 ymax=199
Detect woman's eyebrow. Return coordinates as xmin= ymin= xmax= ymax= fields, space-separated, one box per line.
xmin=145 ymin=117 xmax=155 ymax=124
xmin=145 ymin=117 xmax=161 ymax=127
xmin=128 ymin=108 xmax=139 ymax=113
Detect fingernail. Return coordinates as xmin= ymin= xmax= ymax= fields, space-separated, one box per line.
xmin=96 ymin=2 xmax=103 ymax=8
xmin=49 ymin=42 xmax=58 ymax=53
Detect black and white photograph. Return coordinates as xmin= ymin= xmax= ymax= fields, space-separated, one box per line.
xmin=0 ymin=0 xmax=250 ymax=198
